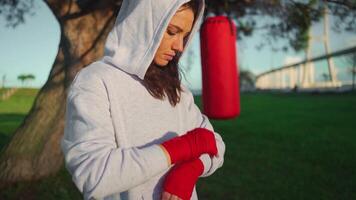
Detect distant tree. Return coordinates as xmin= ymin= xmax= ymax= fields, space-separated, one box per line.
xmin=17 ymin=74 xmax=35 ymax=87
xmin=321 ymin=73 xmax=331 ymax=82
xmin=17 ymin=74 xmax=27 ymax=86
xmin=346 ymin=52 xmax=356 ymax=91
xmin=1 ymin=75 xmax=5 ymax=88
xmin=26 ymin=74 xmax=35 ymax=86
xmin=239 ymin=68 xmax=255 ymax=91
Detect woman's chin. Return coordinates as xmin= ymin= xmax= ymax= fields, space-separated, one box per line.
xmin=154 ymin=60 xmax=169 ymax=67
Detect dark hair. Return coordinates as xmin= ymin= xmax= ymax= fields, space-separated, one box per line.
xmin=143 ymin=0 xmax=200 ymax=107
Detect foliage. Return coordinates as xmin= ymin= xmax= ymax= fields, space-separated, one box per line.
xmin=17 ymin=74 xmax=35 ymax=86
xmin=0 ymin=0 xmax=355 ymax=52
xmin=239 ymin=68 xmax=256 ymax=90
xmin=346 ymin=52 xmax=356 ymax=90
xmin=0 ymin=0 xmax=34 ymax=27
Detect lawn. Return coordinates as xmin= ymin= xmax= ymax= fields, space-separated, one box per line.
xmin=0 ymin=88 xmax=39 ymax=148
xmin=0 ymin=89 xmax=355 ymax=199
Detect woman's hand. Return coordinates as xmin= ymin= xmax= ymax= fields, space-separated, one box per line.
xmin=161 ymin=191 xmax=182 ymax=200
xmin=161 ymin=158 xmax=204 ymax=200
xmin=160 ymin=128 xmax=218 ymax=165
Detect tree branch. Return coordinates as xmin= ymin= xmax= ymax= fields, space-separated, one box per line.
xmin=325 ymin=0 xmax=356 ymax=9
xmin=42 ymin=0 xmax=64 ymax=17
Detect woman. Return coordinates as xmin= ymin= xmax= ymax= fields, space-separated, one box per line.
xmin=61 ymin=0 xmax=226 ymax=199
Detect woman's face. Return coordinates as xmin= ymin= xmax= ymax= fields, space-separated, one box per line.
xmin=153 ymin=6 xmax=195 ymax=67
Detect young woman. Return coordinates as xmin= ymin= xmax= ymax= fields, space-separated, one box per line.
xmin=61 ymin=0 xmax=226 ymax=199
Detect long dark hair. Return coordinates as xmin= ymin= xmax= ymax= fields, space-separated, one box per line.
xmin=143 ymin=0 xmax=200 ymax=107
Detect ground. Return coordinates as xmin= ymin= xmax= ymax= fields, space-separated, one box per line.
xmin=0 ymin=88 xmax=355 ymax=199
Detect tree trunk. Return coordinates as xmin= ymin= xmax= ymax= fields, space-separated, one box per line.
xmin=0 ymin=1 xmax=118 ymax=187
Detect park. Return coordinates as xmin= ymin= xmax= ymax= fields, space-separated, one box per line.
xmin=0 ymin=0 xmax=355 ymax=199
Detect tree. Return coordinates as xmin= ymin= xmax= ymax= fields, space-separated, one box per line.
xmin=26 ymin=74 xmax=35 ymax=87
xmin=0 ymin=0 xmax=355 ymax=188
xmin=239 ymin=69 xmax=256 ymax=91
xmin=321 ymin=72 xmax=331 ymax=82
xmin=17 ymin=74 xmax=27 ymax=86
xmin=0 ymin=0 xmax=121 ymax=187
xmin=346 ymin=52 xmax=356 ymax=91
xmin=17 ymin=74 xmax=35 ymax=87
xmin=1 ymin=75 xmax=5 ymax=88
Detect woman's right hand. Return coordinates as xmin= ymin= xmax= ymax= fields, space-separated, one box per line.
xmin=161 ymin=191 xmax=182 ymax=200
xmin=161 ymin=158 xmax=204 ymax=200
xmin=160 ymin=128 xmax=218 ymax=165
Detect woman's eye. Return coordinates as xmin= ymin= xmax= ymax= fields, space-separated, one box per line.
xmin=167 ymin=30 xmax=176 ymax=36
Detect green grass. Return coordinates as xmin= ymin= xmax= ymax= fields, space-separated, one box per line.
xmin=0 ymin=88 xmax=82 ymax=199
xmin=196 ymin=92 xmax=356 ymax=200
xmin=0 ymin=89 xmax=355 ymax=199
xmin=0 ymin=88 xmax=39 ymax=148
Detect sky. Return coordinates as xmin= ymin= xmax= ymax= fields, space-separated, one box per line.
xmin=0 ymin=1 xmax=355 ymax=90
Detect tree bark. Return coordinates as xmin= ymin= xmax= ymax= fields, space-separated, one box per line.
xmin=0 ymin=0 xmax=119 ymax=187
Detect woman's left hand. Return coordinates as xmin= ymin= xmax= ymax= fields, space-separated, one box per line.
xmin=161 ymin=158 xmax=204 ymax=200
xmin=161 ymin=191 xmax=182 ymax=200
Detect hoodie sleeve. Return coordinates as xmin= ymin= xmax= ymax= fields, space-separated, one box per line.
xmin=184 ymin=88 xmax=226 ymax=178
xmin=61 ymin=69 xmax=169 ymax=199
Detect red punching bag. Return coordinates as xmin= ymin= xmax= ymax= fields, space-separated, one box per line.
xmin=200 ymin=16 xmax=240 ymax=119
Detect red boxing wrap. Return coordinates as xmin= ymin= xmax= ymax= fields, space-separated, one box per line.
xmin=161 ymin=128 xmax=218 ymax=164
xmin=162 ymin=158 xmax=204 ymax=200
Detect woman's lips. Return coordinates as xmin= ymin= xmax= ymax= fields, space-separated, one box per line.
xmin=164 ymin=54 xmax=174 ymax=60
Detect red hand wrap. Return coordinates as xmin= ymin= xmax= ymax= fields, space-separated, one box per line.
xmin=161 ymin=128 xmax=217 ymax=164
xmin=162 ymin=158 xmax=204 ymax=200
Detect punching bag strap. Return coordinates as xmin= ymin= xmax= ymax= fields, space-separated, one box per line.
xmin=227 ymin=17 xmax=234 ymax=36
xmin=224 ymin=0 xmax=234 ymax=36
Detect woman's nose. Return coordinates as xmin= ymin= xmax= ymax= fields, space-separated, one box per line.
xmin=172 ymin=36 xmax=184 ymax=53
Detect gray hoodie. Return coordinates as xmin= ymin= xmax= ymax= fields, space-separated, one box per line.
xmin=61 ymin=0 xmax=226 ymax=199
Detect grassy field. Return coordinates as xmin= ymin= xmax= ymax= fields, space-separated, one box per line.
xmin=0 ymin=89 xmax=355 ymax=199
xmin=0 ymin=88 xmax=39 ymax=148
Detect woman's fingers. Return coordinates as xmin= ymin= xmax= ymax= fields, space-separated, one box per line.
xmin=162 ymin=191 xmax=182 ymax=200
xmin=170 ymin=194 xmax=182 ymax=200
xmin=162 ymin=191 xmax=171 ymax=200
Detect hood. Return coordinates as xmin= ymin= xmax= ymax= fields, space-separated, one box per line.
xmin=102 ymin=0 xmax=205 ymax=80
